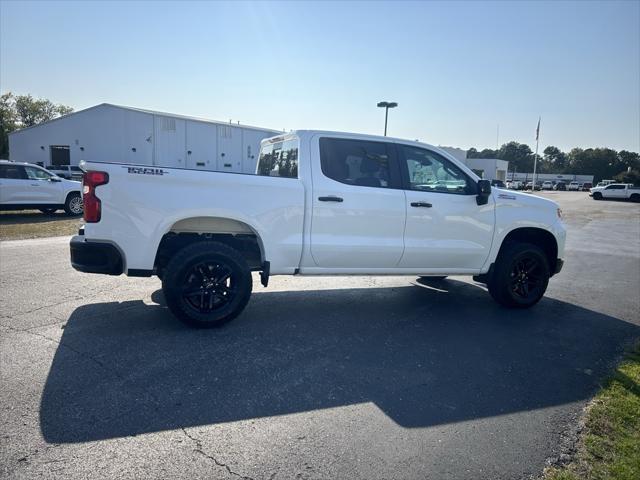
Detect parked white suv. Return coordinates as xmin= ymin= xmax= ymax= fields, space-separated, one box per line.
xmin=0 ymin=161 xmax=83 ymax=215
xmin=70 ymin=131 xmax=566 ymax=328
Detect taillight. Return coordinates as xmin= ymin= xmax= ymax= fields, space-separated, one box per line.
xmin=82 ymin=171 xmax=109 ymax=222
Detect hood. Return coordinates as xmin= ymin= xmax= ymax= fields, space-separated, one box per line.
xmin=493 ymin=189 xmax=559 ymax=210
xmin=61 ymin=178 xmax=82 ymax=188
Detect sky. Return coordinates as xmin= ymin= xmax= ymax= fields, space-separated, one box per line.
xmin=1 ymin=0 xmax=639 ymax=153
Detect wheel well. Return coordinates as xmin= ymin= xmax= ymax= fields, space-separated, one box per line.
xmin=154 ymin=218 xmax=265 ymax=277
xmin=499 ymin=227 xmax=558 ymax=273
xmin=65 ymin=191 xmax=81 ymax=202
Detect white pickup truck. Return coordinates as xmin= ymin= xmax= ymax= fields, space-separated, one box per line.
xmin=70 ymin=131 xmax=566 ymax=328
xmin=589 ymin=183 xmax=640 ymax=201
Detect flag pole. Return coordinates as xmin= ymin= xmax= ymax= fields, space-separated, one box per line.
xmin=533 ymin=117 xmax=540 ymax=189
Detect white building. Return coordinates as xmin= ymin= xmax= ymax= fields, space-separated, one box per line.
xmin=507 ymin=172 xmax=594 ymax=183
xmin=8 ymin=104 xmax=280 ymax=174
xmin=439 ymin=147 xmax=508 ymax=182
xmin=463 ymin=158 xmax=509 ymax=182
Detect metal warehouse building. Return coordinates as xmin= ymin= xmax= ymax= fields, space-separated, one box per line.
xmin=8 ymin=103 xmax=280 ymax=174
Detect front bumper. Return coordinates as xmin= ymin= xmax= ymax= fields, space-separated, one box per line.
xmin=70 ymin=236 xmax=123 ymax=275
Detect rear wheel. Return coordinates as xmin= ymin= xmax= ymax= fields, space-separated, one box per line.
xmin=162 ymin=241 xmax=253 ymax=328
xmin=64 ymin=193 xmax=83 ymax=216
xmin=593 ymin=192 xmax=603 ymax=200
xmin=630 ymin=193 xmax=640 ymax=203
xmin=487 ymin=242 xmax=550 ymax=308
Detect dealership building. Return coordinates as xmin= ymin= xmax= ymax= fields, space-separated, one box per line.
xmin=8 ymin=104 xmax=280 ymax=174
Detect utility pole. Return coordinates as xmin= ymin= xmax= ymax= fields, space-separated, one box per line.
xmin=377 ymin=101 xmax=398 ymax=136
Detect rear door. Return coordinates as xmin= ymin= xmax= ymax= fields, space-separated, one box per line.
xmin=310 ymin=136 xmax=406 ymax=268
xmin=397 ymin=145 xmax=495 ymax=270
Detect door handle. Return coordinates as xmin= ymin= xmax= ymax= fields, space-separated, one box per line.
xmin=318 ymin=196 xmax=343 ymax=202
xmin=410 ymin=201 xmax=432 ymax=208
xmin=31 ymin=183 xmax=40 ymax=187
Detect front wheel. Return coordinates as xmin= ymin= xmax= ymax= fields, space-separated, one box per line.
xmin=593 ymin=192 xmax=603 ymax=200
xmin=487 ymin=242 xmax=550 ymax=308
xmin=64 ymin=193 xmax=83 ymax=216
xmin=162 ymin=241 xmax=253 ymax=328
xmin=630 ymin=193 xmax=640 ymax=203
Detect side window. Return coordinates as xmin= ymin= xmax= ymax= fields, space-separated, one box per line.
xmin=25 ymin=166 xmax=53 ymax=180
xmin=400 ymin=146 xmax=472 ymax=194
xmin=605 ymin=185 xmax=623 ymax=190
xmin=0 ymin=164 xmax=26 ymax=179
xmin=256 ymin=138 xmax=298 ymax=178
xmin=319 ymin=138 xmax=393 ymax=188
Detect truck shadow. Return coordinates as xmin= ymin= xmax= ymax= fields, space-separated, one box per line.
xmin=40 ymin=279 xmax=639 ymax=443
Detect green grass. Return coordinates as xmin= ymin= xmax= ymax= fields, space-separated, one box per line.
xmin=545 ymin=343 xmax=640 ymax=480
xmin=0 ymin=210 xmax=81 ymax=240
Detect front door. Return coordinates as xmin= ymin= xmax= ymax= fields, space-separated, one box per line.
xmin=310 ymin=136 xmax=406 ymax=269
xmin=24 ymin=166 xmax=62 ymax=204
xmin=397 ymin=145 xmax=495 ymax=270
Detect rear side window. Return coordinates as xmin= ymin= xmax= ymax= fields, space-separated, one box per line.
xmin=0 ymin=164 xmax=26 ymax=179
xmin=319 ymin=138 xmax=394 ymax=188
xmin=605 ymin=185 xmax=624 ymax=190
xmin=257 ymin=138 xmax=299 ymax=178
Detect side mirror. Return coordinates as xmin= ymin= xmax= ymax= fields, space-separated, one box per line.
xmin=476 ymin=179 xmax=492 ymax=205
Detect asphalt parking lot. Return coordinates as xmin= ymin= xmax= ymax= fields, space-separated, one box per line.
xmin=1 ymin=191 xmax=639 ymax=480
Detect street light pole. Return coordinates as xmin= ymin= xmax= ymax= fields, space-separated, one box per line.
xmin=377 ymin=101 xmax=398 ymax=136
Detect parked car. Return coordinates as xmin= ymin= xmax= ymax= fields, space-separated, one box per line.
xmin=542 ymin=181 xmax=554 ymax=190
xmin=567 ymin=181 xmax=581 ymax=191
xmin=507 ymin=180 xmax=523 ymax=190
xmin=70 ymin=130 xmax=566 ymax=328
xmin=524 ymin=181 xmax=541 ymax=191
xmin=595 ymin=180 xmax=615 ymax=188
xmin=554 ymin=182 xmax=566 ymax=191
xmin=590 ymin=183 xmax=640 ymax=202
xmin=581 ymin=182 xmax=592 ymax=191
xmin=46 ymin=165 xmax=83 ymax=180
xmin=490 ymin=179 xmax=506 ymax=188
xmin=0 ymin=160 xmax=83 ymax=215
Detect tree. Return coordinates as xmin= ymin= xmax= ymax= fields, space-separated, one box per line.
xmin=0 ymin=92 xmax=73 ymax=157
xmin=0 ymin=93 xmax=17 ymax=158
xmin=13 ymin=94 xmax=73 ymax=127
xmin=542 ymin=146 xmax=568 ymax=173
xmin=613 ymin=169 xmax=640 ymax=186
xmin=618 ymin=150 xmax=640 ymax=171
xmin=497 ymin=141 xmax=534 ymax=172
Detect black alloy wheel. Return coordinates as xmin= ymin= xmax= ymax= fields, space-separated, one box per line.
xmin=508 ymin=256 xmax=545 ymax=301
xmin=182 ymin=261 xmax=236 ymax=314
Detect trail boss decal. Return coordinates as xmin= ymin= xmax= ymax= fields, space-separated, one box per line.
xmin=125 ymin=167 xmax=167 ymax=176
xmin=498 ymin=193 xmax=517 ymax=200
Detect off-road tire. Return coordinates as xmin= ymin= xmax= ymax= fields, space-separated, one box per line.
xmin=162 ymin=241 xmax=253 ymax=328
xmin=487 ymin=242 xmax=550 ymax=308
xmin=593 ymin=192 xmax=603 ymax=200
